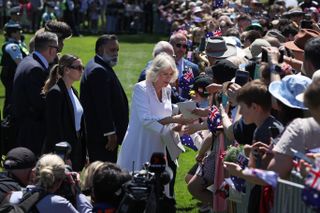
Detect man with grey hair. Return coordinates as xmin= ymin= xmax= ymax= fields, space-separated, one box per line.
xmin=12 ymin=31 xmax=59 ymax=156
xmin=138 ymin=41 xmax=174 ymax=82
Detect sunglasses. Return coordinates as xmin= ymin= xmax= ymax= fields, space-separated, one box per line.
xmin=69 ymin=65 xmax=84 ymax=71
xmin=49 ymin=45 xmax=59 ymax=51
xmin=175 ymin=43 xmax=188 ymax=49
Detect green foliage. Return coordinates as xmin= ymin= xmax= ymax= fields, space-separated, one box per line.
xmin=0 ymin=33 xmax=198 ymax=212
xmin=224 ymin=145 xmax=245 ymax=163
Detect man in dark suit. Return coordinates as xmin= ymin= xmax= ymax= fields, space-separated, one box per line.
xmin=11 ymin=31 xmax=59 ymax=156
xmin=80 ymin=34 xmax=129 ymax=163
xmin=169 ymin=32 xmax=199 ymax=99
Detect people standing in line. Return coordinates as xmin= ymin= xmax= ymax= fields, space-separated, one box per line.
xmin=80 ymin=34 xmax=129 ymax=163
xmin=12 ymin=31 xmax=59 ymax=156
xmin=0 ymin=23 xmax=28 ymax=117
xmin=42 ymin=54 xmax=86 ymax=172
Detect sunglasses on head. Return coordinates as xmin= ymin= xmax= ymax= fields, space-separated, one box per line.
xmin=69 ymin=65 xmax=84 ymax=71
xmin=175 ymin=43 xmax=188 ymax=49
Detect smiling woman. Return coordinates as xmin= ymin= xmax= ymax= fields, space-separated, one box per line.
xmin=117 ymin=53 xmax=191 ymax=173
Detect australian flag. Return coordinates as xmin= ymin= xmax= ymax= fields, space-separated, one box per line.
xmin=305 ymin=166 xmax=320 ymax=191
xmin=180 ymin=134 xmax=198 ymax=151
xmin=237 ymin=153 xmax=249 ymax=169
xmin=213 ymin=0 xmax=224 ymax=8
xmin=242 ymin=168 xmax=279 ymax=188
xmin=207 ymin=106 xmax=222 ymax=133
xmin=213 ymin=29 xmax=223 ymax=37
xmin=178 ymin=67 xmax=194 ymax=99
xmin=302 ymin=187 xmax=320 ymax=210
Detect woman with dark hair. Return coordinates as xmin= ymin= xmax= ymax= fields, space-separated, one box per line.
xmin=42 ymin=54 xmax=86 ymax=172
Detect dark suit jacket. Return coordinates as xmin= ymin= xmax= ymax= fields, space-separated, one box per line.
xmin=183 ymin=58 xmax=199 ymax=77
xmin=11 ymin=53 xmax=48 ymax=156
xmin=43 ymin=79 xmax=86 ymax=171
xmin=80 ymin=56 xmax=129 ymax=162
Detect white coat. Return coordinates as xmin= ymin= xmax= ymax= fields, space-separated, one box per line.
xmin=117 ymin=80 xmax=172 ymax=171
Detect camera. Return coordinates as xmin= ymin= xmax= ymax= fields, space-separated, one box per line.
xmin=54 ymin=141 xmax=72 ymax=161
xmin=54 ymin=142 xmax=79 ymax=206
xmin=117 ymin=152 xmax=175 ymax=213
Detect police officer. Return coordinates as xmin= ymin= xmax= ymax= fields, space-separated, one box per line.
xmin=0 ymin=23 xmax=28 ymax=117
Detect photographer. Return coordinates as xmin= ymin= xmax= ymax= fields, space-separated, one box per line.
xmin=9 ymin=154 xmax=92 ymax=213
xmin=91 ymin=162 xmax=131 ymax=212
xmin=0 ymin=147 xmax=36 ymax=203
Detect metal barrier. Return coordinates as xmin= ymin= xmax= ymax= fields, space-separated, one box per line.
xmin=273 ymin=176 xmax=314 ymax=213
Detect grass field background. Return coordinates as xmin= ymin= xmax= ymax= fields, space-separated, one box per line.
xmin=0 ymin=34 xmax=199 ymax=212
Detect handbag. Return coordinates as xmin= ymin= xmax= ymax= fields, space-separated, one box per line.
xmin=160 ymin=123 xmax=185 ymax=166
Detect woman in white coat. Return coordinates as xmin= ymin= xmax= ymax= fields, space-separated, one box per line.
xmin=117 ymin=53 xmax=189 ymax=171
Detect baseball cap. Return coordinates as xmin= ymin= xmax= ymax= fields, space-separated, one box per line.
xmin=192 ymin=74 xmax=213 ymax=96
xmin=9 ymin=6 xmax=20 ymax=16
xmin=4 ymin=147 xmax=37 ymax=170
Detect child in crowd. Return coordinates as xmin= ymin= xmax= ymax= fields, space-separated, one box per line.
xmin=236 ymin=79 xmax=283 ymax=213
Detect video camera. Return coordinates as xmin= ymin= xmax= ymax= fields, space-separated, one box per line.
xmin=117 ymin=152 xmax=176 ymax=213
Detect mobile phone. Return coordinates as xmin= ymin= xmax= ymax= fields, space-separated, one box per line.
xmin=269 ymin=126 xmax=280 ymax=145
xmin=235 ymin=70 xmax=250 ymax=86
xmin=198 ymin=37 xmax=206 ymax=52
xmin=269 ymin=126 xmax=280 ymax=139
xmin=278 ymin=48 xmax=285 ymax=63
xmin=300 ymin=20 xmax=313 ymax=29
xmin=261 ymin=48 xmax=268 ymax=63
xmin=290 ymin=148 xmax=314 ymax=165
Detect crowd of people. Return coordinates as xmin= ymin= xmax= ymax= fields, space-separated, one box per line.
xmin=0 ymin=0 xmax=320 ymax=212
xmin=0 ymin=0 xmax=156 ymax=35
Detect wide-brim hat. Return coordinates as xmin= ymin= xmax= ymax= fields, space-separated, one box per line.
xmin=265 ymin=29 xmax=286 ymax=43
xmin=269 ymin=75 xmax=312 ymax=110
xmin=205 ymin=37 xmax=237 ymax=59
xmin=284 ymin=29 xmax=320 ymax=53
xmin=245 ymin=38 xmax=271 ymax=59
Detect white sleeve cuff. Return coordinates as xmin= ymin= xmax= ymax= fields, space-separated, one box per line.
xmin=103 ymin=131 xmax=116 ymax=137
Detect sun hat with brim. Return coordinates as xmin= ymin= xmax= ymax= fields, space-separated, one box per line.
xmin=284 ymin=29 xmax=320 ymax=53
xmin=282 ymin=7 xmax=304 ymax=18
xmin=245 ymin=22 xmax=263 ymax=32
xmin=265 ymin=29 xmax=286 ymax=43
xmin=246 ymin=38 xmax=271 ymax=59
xmin=269 ymin=75 xmax=312 ymax=110
xmin=205 ymin=37 xmax=237 ymax=59
xmin=193 ymin=6 xmax=203 ymax=14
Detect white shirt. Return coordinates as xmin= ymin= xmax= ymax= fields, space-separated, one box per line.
xmin=67 ymin=88 xmax=83 ymax=131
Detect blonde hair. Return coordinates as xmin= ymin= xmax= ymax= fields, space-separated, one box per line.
xmin=146 ymin=53 xmax=178 ymax=83
xmin=35 ymin=154 xmax=65 ymax=191
xmin=81 ymin=161 xmax=104 ymax=192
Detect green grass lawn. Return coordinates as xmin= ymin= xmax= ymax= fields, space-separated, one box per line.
xmin=0 ymin=34 xmax=199 ymax=212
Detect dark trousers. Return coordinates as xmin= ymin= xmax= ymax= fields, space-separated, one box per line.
xmin=166 ymin=148 xmax=177 ymax=198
